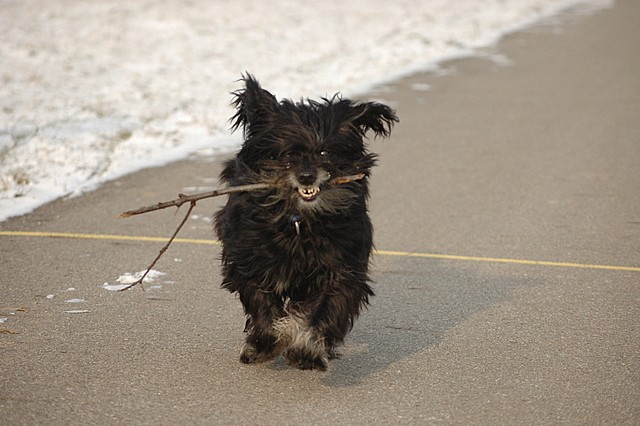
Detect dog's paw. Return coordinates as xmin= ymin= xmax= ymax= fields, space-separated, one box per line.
xmin=284 ymin=347 xmax=329 ymax=371
xmin=239 ymin=344 xmax=275 ymax=364
xmin=240 ymin=331 xmax=284 ymax=364
xmin=240 ymin=341 xmax=282 ymax=364
xmin=239 ymin=344 xmax=261 ymax=364
xmin=326 ymin=347 xmax=342 ymax=360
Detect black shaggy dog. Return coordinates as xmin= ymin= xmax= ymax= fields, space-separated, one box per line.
xmin=214 ymin=74 xmax=397 ymax=371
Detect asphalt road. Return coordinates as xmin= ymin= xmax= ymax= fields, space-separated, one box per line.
xmin=1 ymin=2 xmax=639 ymax=424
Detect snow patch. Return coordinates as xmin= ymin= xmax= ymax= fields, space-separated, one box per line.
xmin=190 ymin=214 xmax=213 ymax=224
xmin=102 ymin=283 xmax=130 ymax=292
xmin=102 ymin=269 xmax=167 ymax=292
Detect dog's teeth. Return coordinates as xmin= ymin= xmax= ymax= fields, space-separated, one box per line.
xmin=298 ymin=187 xmax=319 ymax=200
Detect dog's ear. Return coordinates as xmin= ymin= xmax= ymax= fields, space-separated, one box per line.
xmin=349 ymin=102 xmax=398 ymax=139
xmin=334 ymin=99 xmax=398 ymax=137
xmin=230 ymin=73 xmax=279 ymax=137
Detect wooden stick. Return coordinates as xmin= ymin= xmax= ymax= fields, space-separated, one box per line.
xmin=119 ymin=173 xmax=365 ymax=218
xmin=331 ymin=173 xmax=366 ymax=185
xmin=120 ymin=182 xmax=271 ymax=218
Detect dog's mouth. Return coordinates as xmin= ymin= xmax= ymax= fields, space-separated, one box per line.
xmin=297 ymin=186 xmax=320 ymax=202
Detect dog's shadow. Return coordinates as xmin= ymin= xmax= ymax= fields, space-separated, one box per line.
xmin=322 ymin=260 xmax=532 ymax=387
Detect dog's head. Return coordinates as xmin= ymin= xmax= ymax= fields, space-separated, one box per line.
xmin=222 ymin=74 xmax=397 ymax=214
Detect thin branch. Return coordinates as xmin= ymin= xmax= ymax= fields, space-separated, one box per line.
xmin=119 ymin=173 xmax=365 ymax=218
xmin=120 ymin=182 xmax=271 ymax=218
xmin=331 ymin=173 xmax=365 ymax=185
xmin=118 ymin=201 xmax=196 ymax=291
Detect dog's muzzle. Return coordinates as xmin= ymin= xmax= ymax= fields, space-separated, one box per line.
xmin=292 ymin=168 xmax=329 ymax=203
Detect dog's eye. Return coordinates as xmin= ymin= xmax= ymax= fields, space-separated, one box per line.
xmin=280 ymin=152 xmax=292 ymax=169
xmin=319 ymin=150 xmax=329 ymax=158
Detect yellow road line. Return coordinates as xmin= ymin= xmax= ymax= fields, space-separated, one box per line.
xmin=2 ymin=230 xmax=639 ymax=272
xmin=0 ymin=230 xmax=220 ymax=245
xmin=375 ymin=249 xmax=640 ymax=272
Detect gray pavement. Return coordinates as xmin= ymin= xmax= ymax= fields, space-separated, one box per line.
xmin=2 ymin=2 xmax=639 ymax=424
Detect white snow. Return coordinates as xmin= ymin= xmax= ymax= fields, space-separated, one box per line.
xmin=102 ymin=283 xmax=131 ymax=292
xmin=190 ymin=214 xmax=213 ymax=224
xmin=102 ymin=269 xmax=166 ymax=291
xmin=0 ymin=0 xmax=612 ymax=221
xmin=64 ymin=298 xmax=86 ymax=303
xmin=64 ymin=310 xmax=91 ymax=314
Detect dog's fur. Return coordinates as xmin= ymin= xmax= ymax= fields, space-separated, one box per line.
xmin=214 ymin=74 xmax=397 ymax=370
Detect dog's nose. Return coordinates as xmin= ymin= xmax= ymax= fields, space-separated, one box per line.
xmin=297 ymin=170 xmax=317 ymax=186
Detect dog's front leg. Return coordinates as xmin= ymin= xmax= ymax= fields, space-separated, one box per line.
xmin=279 ymin=291 xmax=360 ymax=371
xmin=277 ymin=310 xmax=330 ymax=371
xmin=238 ymin=287 xmax=286 ymax=364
